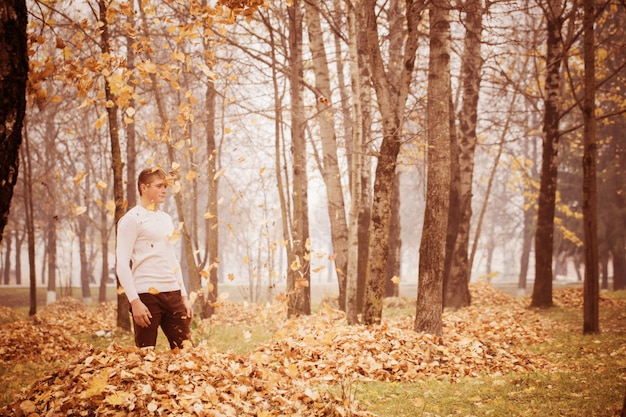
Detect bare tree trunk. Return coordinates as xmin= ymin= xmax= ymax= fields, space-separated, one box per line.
xmin=414 ymin=0 xmax=451 ymax=336
xmin=78 ymin=215 xmax=92 ymax=303
xmin=98 ymin=206 xmax=109 ymax=303
xmin=531 ymin=0 xmax=564 ymax=309
xmin=21 ymin=129 xmax=37 ymax=316
xmin=361 ymin=0 xmax=426 ymax=325
xmin=0 ymin=0 xmax=27 ymax=240
xmin=125 ymin=2 xmax=137 ymax=210
xmin=385 ymin=173 xmax=401 ymax=297
xmin=582 ymin=0 xmax=599 ymax=334
xmin=46 ymin=215 xmax=57 ymax=303
xmin=345 ymin=2 xmax=364 ymax=324
xmin=304 ymin=0 xmax=349 ymax=311
xmin=287 ymin=0 xmax=311 ymax=317
xmin=203 ymin=81 xmax=219 ymax=318
xmin=3 ymin=231 xmax=11 ymax=284
xmin=445 ymin=0 xmax=483 ymax=309
xmin=98 ymin=0 xmax=130 ymax=331
xmin=519 ymin=131 xmax=539 ymax=291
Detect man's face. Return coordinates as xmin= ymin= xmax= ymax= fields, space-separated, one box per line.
xmin=142 ymin=178 xmax=168 ymax=205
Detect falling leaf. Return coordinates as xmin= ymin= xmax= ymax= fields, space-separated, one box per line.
xmin=137 ymin=60 xmax=157 ymax=74
xmin=73 ymin=171 xmax=86 ymax=185
xmin=227 ymin=273 xmax=235 ymax=281
xmin=259 ymin=167 xmax=266 ymax=175
xmin=71 ymin=205 xmax=87 ymax=216
xmin=185 ymin=171 xmax=197 ymax=181
xmin=94 ymin=113 xmax=107 ymax=130
xmin=148 ymin=287 xmax=160 ymax=295
xmin=312 ymin=265 xmax=325 ymax=273
xmin=391 ymin=276 xmax=401 ymax=284
xmin=96 ymin=180 xmax=108 ymax=190
xmin=213 ymin=168 xmax=226 ymax=180
xmin=243 ymin=256 xmax=249 ymax=265
xmin=203 ymin=212 xmax=215 ymax=219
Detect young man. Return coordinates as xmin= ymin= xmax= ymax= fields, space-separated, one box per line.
xmin=116 ymin=167 xmax=193 ymax=349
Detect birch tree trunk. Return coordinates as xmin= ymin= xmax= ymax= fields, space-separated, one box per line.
xmin=345 ymin=2 xmax=364 ymax=324
xmin=414 ymin=0 xmax=451 ymax=336
xmin=303 ymin=0 xmax=349 ymax=311
xmin=531 ymin=0 xmax=564 ymax=308
xmin=444 ymin=0 xmax=483 ymax=309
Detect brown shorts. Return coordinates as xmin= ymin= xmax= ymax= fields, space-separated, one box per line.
xmin=132 ymin=290 xmax=192 ymax=349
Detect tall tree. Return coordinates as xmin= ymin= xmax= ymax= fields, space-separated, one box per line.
xmin=21 ymin=129 xmax=37 ymax=315
xmin=531 ymin=0 xmax=565 ymax=309
xmin=98 ymin=0 xmax=130 ymax=330
xmin=444 ymin=0 xmax=484 ymax=309
xmin=581 ymin=0 xmax=598 ymax=334
xmin=361 ymin=0 xmax=426 ymax=325
xmin=414 ymin=0 xmax=451 ymax=336
xmin=345 ymin=1 xmax=365 ymax=325
xmin=303 ymin=0 xmax=349 ymax=312
xmin=0 ymin=0 xmax=28 ymax=241
xmin=287 ymin=0 xmax=311 ymax=316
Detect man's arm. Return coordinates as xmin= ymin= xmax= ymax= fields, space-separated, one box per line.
xmin=115 ymin=215 xmax=139 ymax=303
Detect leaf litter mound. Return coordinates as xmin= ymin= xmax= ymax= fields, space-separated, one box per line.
xmin=0 ymin=283 xmax=576 ymax=416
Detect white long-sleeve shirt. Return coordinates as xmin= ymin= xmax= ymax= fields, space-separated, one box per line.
xmin=115 ymin=205 xmax=188 ymax=303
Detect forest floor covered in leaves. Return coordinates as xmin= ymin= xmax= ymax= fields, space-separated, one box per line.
xmin=0 ymin=283 xmax=624 ymax=416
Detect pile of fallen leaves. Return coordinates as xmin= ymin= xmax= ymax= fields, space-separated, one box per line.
xmin=552 ymin=287 xmax=626 ymax=309
xmin=1 ymin=283 xmax=606 ymax=416
xmin=469 ymin=281 xmax=522 ymax=306
xmin=0 ymin=306 xmax=21 ymax=324
xmin=4 ymin=343 xmax=374 ymax=417
xmin=37 ymin=297 xmax=117 ymax=334
xmin=0 ymin=317 xmax=91 ymax=364
xmin=0 ymin=298 xmax=115 ymax=365
xmin=205 ymin=300 xmax=287 ymax=327
xmin=254 ymin=301 xmax=556 ymax=385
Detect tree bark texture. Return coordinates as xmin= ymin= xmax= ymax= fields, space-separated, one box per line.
xmin=203 ymin=81 xmax=220 ymax=318
xmin=582 ymin=0 xmax=599 ymax=334
xmin=0 ymin=0 xmax=28 ymax=241
xmin=304 ymin=0 xmax=349 ymax=311
xmin=99 ymin=0 xmax=130 ymax=331
xmin=345 ymin=3 xmax=364 ymax=324
xmin=385 ymin=173 xmax=401 ymax=297
xmin=362 ymin=0 xmax=425 ymax=325
xmin=445 ymin=0 xmax=483 ymax=309
xmin=288 ymin=0 xmax=311 ymax=316
xmin=414 ymin=0 xmax=451 ymax=336
xmin=531 ymin=0 xmax=564 ymax=308
xmin=21 ymin=131 xmax=36 ymax=316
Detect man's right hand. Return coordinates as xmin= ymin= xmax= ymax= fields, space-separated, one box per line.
xmin=130 ymin=299 xmax=152 ymax=328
